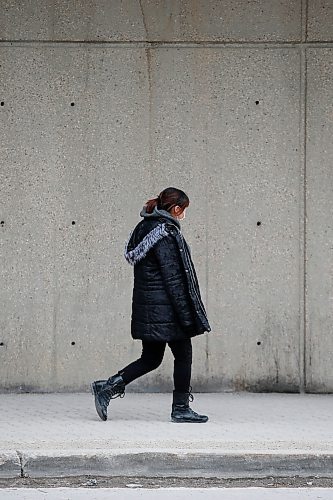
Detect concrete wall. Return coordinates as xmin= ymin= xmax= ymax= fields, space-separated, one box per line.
xmin=0 ymin=1 xmax=332 ymax=393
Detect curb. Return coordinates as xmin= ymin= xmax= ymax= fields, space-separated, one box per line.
xmin=1 ymin=451 xmax=333 ymax=479
xmin=0 ymin=452 xmax=21 ymax=478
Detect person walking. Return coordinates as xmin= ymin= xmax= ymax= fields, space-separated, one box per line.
xmin=91 ymin=187 xmax=212 ymax=423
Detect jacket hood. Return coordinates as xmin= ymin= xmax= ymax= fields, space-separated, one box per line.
xmin=124 ymin=222 xmax=170 ymax=266
xmin=139 ymin=205 xmax=181 ymax=229
xmin=124 ymin=206 xmax=181 ymax=266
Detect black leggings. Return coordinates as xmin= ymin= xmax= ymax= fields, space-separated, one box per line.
xmin=118 ymin=338 xmax=192 ymax=393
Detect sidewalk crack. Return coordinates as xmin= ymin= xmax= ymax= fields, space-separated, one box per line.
xmin=16 ymin=450 xmax=27 ymax=478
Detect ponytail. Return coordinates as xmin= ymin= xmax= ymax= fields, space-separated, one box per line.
xmin=145 ymin=195 xmax=160 ymax=214
xmin=144 ymin=188 xmax=189 ymax=215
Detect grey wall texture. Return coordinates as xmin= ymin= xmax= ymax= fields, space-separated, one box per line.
xmin=0 ymin=1 xmax=332 ymax=393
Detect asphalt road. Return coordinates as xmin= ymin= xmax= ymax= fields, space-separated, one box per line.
xmin=1 ymin=487 xmax=333 ymax=499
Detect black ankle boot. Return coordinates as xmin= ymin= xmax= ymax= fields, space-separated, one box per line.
xmin=171 ymin=386 xmax=208 ymax=423
xmin=91 ymin=374 xmax=125 ymax=421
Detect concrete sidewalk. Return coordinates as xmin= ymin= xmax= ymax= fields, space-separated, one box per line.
xmin=0 ymin=392 xmax=332 ymax=479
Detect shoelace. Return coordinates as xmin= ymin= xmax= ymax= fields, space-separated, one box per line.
xmin=110 ymin=391 xmax=125 ymax=400
xmin=188 ymin=385 xmax=194 ymax=403
xmin=108 ymin=384 xmax=126 ymax=399
xmin=103 ymin=382 xmax=126 ymax=400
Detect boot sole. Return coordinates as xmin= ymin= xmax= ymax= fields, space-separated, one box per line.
xmin=91 ymin=382 xmax=107 ymax=421
xmin=171 ymin=417 xmax=208 ymax=423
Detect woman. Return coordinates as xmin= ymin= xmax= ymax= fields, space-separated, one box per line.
xmin=91 ymin=187 xmax=211 ymax=423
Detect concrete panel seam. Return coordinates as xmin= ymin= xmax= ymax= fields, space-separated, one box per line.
xmin=303 ymin=48 xmax=308 ymax=393
xmin=301 ymin=47 xmax=308 ymax=393
xmin=305 ymin=0 xmax=309 ymax=42
xmin=205 ymin=179 xmax=209 ymax=378
xmin=301 ymin=0 xmax=309 ymax=43
xmin=298 ymin=45 xmax=307 ymax=394
xmin=138 ymin=0 xmax=149 ymax=41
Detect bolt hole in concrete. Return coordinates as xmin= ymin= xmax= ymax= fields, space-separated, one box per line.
xmin=72 ymin=221 xmax=76 ymax=225
xmin=0 ymin=342 xmax=4 ymax=346
xmin=1 ymin=101 xmax=4 ymax=105
xmin=257 ymin=221 xmax=261 ymax=226
xmin=255 ymin=100 xmax=260 ymax=105
xmin=71 ymin=341 xmax=76 ymax=346
xmin=71 ymin=102 xmax=75 ymax=106
xmin=257 ymin=341 xmax=261 ymax=345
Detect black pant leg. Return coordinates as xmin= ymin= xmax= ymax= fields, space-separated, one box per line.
xmin=118 ymin=340 xmax=166 ymax=385
xmin=168 ymin=338 xmax=192 ymax=392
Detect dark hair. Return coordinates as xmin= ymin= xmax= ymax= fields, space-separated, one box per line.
xmin=145 ymin=187 xmax=190 ymax=214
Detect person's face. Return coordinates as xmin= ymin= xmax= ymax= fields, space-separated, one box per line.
xmin=172 ymin=205 xmax=187 ymax=220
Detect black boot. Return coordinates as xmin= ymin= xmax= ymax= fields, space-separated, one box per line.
xmin=171 ymin=386 xmax=208 ymax=423
xmin=91 ymin=374 xmax=125 ymax=421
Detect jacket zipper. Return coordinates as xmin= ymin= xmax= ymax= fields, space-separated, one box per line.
xmin=168 ymin=225 xmax=209 ymax=324
xmin=180 ymin=234 xmax=208 ymax=318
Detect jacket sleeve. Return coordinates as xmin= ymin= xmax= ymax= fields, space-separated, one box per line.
xmin=153 ymin=234 xmax=195 ymax=328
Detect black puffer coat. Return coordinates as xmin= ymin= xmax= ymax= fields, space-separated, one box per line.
xmin=124 ymin=205 xmax=211 ymax=342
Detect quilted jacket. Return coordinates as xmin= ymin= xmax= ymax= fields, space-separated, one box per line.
xmin=124 ymin=205 xmax=211 ymax=342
